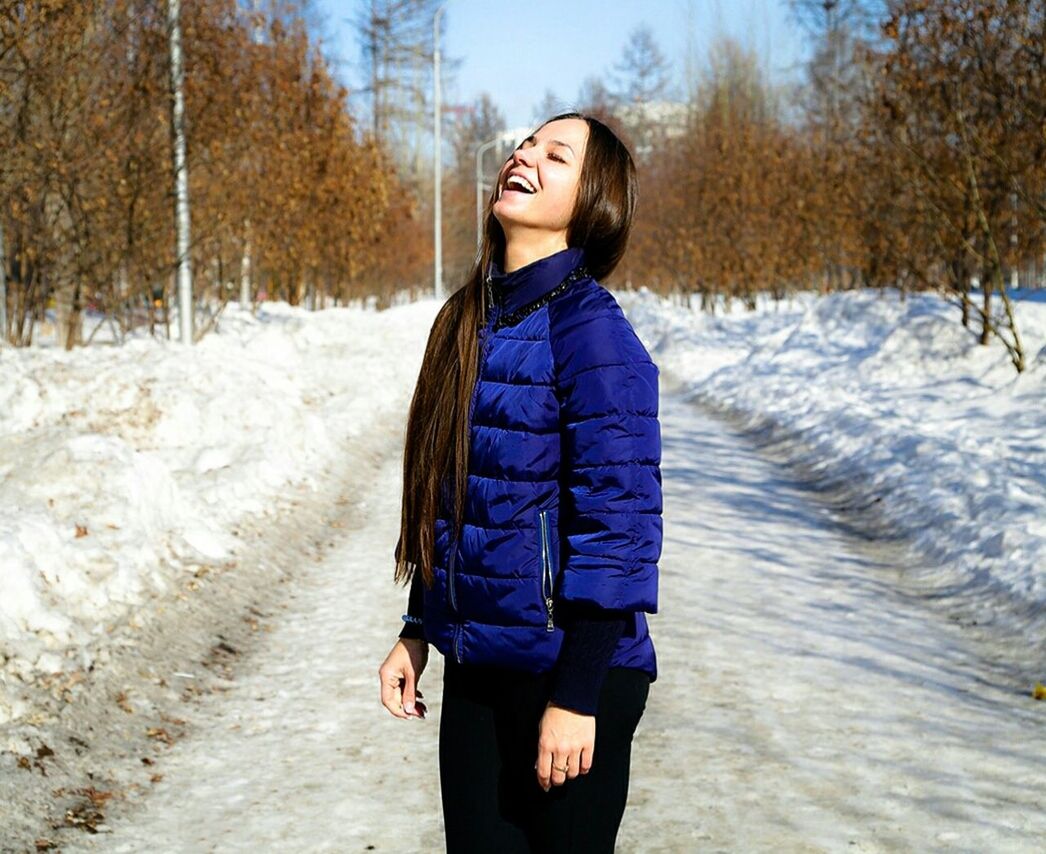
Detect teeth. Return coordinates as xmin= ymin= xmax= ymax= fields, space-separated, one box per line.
xmin=506 ymin=175 xmax=536 ymax=193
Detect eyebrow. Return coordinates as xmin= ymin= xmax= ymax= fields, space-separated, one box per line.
xmin=522 ymin=135 xmax=576 ymax=157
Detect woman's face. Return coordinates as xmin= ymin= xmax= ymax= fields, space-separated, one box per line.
xmin=492 ymin=117 xmax=589 ymax=238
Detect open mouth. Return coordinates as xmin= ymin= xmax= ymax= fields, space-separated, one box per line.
xmin=501 ymin=174 xmax=537 ymax=197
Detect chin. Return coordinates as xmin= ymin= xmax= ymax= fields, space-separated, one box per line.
xmin=492 ymin=209 xmax=528 ymax=229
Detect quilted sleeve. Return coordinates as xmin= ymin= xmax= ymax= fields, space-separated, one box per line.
xmin=550 ymin=300 xmax=662 ymax=613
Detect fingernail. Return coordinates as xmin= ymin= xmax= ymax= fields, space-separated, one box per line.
xmin=404 ymin=703 xmax=415 ymax=714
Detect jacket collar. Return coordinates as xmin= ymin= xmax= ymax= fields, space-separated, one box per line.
xmin=486 ymin=245 xmax=587 ymax=318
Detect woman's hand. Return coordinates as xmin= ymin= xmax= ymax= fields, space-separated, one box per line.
xmin=378 ymin=638 xmax=429 ymax=720
xmin=534 ymin=700 xmax=595 ymax=791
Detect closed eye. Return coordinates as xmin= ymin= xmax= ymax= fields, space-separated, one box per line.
xmin=506 ymin=146 xmax=567 ymax=164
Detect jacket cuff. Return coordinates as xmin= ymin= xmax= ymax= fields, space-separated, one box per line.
xmin=558 ymin=563 xmax=658 ymax=613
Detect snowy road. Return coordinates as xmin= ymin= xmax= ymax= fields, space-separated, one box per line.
xmin=65 ymin=374 xmax=1045 ymax=853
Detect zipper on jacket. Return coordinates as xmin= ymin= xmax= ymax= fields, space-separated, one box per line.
xmin=448 ymin=539 xmax=458 ymax=612
xmin=447 ymin=279 xmax=501 ymax=658
xmin=539 ymin=509 xmax=555 ymax=632
xmin=447 ymin=541 xmax=463 ymax=663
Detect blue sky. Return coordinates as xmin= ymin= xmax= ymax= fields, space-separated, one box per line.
xmin=314 ymin=0 xmax=809 ymax=131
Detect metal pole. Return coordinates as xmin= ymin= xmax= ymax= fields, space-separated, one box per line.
xmin=433 ymin=3 xmax=447 ymax=302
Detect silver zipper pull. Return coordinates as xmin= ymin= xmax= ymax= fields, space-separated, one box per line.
xmin=545 ymin=597 xmax=555 ymax=631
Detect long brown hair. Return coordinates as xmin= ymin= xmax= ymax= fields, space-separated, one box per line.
xmin=393 ymin=111 xmax=638 ymax=589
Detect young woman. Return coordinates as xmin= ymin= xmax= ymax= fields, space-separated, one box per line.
xmin=378 ymin=111 xmax=662 ymax=853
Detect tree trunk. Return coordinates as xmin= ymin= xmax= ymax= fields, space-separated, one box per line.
xmin=240 ymin=220 xmax=252 ymax=309
xmin=0 ymin=214 xmax=7 ymax=345
xmin=979 ymin=268 xmax=992 ymax=346
xmin=168 ymin=0 xmax=194 ymax=345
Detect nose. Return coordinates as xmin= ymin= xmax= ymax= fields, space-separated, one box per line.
xmin=509 ymin=145 xmax=535 ymax=169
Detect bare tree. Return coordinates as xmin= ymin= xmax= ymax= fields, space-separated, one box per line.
xmin=352 ymin=0 xmax=463 ymax=188
xmin=575 ymin=75 xmax=616 ymax=118
xmin=788 ymin=0 xmax=884 ymax=144
xmin=610 ymin=24 xmax=672 ymax=105
xmin=607 ymin=25 xmax=675 ymax=160
xmin=450 ymin=93 xmax=505 ymax=184
xmin=532 ymin=88 xmax=566 ymax=124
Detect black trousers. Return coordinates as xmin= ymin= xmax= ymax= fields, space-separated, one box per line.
xmin=438 ymin=658 xmax=651 ymax=853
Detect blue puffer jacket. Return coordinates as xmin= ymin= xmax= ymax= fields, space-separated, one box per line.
xmin=421 ymin=245 xmax=662 ymax=683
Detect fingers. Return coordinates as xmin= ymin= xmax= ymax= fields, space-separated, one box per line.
xmin=378 ymin=639 xmax=433 ymax=720
xmin=535 ymin=741 xmax=585 ymax=791
xmin=549 ymin=754 xmax=568 ymax=788
xmin=401 ymin=671 xmax=418 ymax=716
xmin=378 ymin=673 xmax=405 ymax=720
xmin=378 ymin=655 xmax=428 ymax=719
xmin=534 ymin=739 xmax=552 ymax=791
xmin=578 ymin=743 xmax=593 ymax=775
xmin=555 ymin=748 xmax=582 ymax=784
xmin=411 ymin=689 xmax=427 ymax=717
xmin=378 ymin=663 xmax=410 ymax=719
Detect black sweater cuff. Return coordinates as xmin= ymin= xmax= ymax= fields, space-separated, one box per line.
xmin=547 ymin=602 xmax=628 ymax=715
xmin=398 ymin=569 xmax=426 ymax=640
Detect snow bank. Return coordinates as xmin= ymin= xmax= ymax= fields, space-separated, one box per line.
xmin=0 ymin=299 xmax=439 ymax=723
xmin=621 ymin=285 xmax=1046 ymax=629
